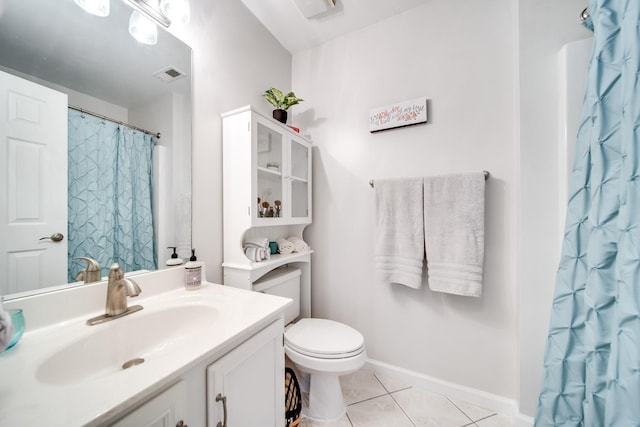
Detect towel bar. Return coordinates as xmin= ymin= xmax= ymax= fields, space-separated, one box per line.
xmin=368 ymin=171 xmax=490 ymax=188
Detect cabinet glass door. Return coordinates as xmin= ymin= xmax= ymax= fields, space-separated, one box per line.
xmin=289 ymin=139 xmax=309 ymax=218
xmin=256 ymin=123 xmax=284 ymax=219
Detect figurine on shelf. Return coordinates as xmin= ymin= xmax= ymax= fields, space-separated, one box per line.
xmin=268 ymin=206 xmax=275 ymax=217
xmin=274 ymin=200 xmax=281 ymax=218
xmin=262 ymin=201 xmax=270 ymax=217
xmin=258 ymin=197 xmax=263 ymax=217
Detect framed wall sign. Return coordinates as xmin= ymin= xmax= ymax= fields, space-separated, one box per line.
xmin=369 ymin=97 xmax=428 ymax=132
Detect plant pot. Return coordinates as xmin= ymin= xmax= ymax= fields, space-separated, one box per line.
xmin=273 ymin=109 xmax=287 ymax=124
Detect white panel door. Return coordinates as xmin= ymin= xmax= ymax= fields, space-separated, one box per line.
xmin=0 ymin=70 xmax=68 ymax=295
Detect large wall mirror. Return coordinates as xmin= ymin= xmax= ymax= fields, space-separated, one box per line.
xmin=0 ymin=0 xmax=192 ymax=299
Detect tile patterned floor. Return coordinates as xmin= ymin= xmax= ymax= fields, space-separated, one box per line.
xmin=296 ymin=368 xmax=514 ymax=427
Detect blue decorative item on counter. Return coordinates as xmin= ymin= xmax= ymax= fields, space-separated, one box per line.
xmin=4 ymin=309 xmax=24 ymax=352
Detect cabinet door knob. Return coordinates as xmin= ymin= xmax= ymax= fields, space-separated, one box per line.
xmin=215 ymin=393 xmax=228 ymax=427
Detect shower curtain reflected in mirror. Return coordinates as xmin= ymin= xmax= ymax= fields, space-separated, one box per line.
xmin=535 ymin=1 xmax=640 ymax=425
xmin=67 ymin=109 xmax=157 ymax=282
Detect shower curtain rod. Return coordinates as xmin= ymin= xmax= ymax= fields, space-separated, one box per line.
xmin=68 ymin=105 xmax=161 ymax=139
xmin=368 ymin=171 xmax=490 ymax=188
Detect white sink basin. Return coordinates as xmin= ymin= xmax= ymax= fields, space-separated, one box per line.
xmin=36 ymin=304 xmax=218 ymax=385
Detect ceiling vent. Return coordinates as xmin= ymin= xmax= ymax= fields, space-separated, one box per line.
xmin=153 ymin=66 xmax=187 ymax=83
xmin=292 ymin=0 xmax=336 ymax=19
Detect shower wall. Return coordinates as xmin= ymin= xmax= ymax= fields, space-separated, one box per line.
xmin=558 ymin=38 xmax=592 ymax=233
xmin=518 ymin=0 xmax=592 ymax=419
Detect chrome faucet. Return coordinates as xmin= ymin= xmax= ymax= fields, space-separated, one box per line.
xmin=86 ymin=263 xmax=143 ymax=326
xmin=106 ymin=263 xmax=141 ymax=316
xmin=73 ymin=256 xmax=102 ymax=284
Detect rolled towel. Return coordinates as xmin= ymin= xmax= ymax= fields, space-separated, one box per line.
xmin=244 ymin=246 xmax=270 ymax=262
xmin=276 ymin=237 xmax=294 ymax=254
xmin=244 ymin=247 xmax=259 ymax=262
xmin=244 ymin=237 xmax=269 ymax=249
xmin=243 ymin=237 xmax=271 ymax=262
xmin=0 ymin=298 xmax=13 ymax=353
xmin=287 ymin=236 xmax=309 ymax=253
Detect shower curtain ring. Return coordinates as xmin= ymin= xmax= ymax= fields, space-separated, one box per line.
xmin=580 ymin=7 xmax=589 ymax=22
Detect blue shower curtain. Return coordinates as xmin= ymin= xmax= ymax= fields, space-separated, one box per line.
xmin=535 ymin=1 xmax=640 ymax=426
xmin=68 ymin=109 xmax=157 ymax=281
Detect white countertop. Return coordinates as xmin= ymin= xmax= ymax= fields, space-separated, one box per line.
xmin=0 ymin=268 xmax=291 ymax=426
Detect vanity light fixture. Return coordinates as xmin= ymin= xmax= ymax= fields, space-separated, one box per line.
xmin=129 ymin=9 xmax=158 ymax=45
xmin=125 ymin=0 xmax=169 ymax=27
xmin=73 ymin=0 xmax=110 ymax=17
xmin=160 ymin=0 xmax=191 ymax=25
xmin=123 ymin=0 xmax=190 ymax=45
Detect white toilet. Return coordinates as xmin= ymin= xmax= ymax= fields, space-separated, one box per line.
xmin=254 ymin=267 xmax=367 ymax=422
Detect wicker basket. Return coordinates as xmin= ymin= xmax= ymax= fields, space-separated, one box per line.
xmin=285 ymin=367 xmax=302 ymax=427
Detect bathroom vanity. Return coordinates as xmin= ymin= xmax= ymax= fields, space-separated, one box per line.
xmin=0 ymin=267 xmax=290 ymax=426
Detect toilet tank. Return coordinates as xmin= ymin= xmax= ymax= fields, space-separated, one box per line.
xmin=253 ymin=267 xmax=301 ymax=324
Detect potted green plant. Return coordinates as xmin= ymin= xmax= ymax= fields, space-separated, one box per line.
xmin=262 ymin=87 xmax=304 ymax=124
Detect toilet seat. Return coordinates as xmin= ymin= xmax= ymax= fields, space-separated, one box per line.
xmin=285 ymin=318 xmax=365 ymax=360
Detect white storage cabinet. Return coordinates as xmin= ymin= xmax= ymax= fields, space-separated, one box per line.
xmin=222 ymin=106 xmax=312 ymax=319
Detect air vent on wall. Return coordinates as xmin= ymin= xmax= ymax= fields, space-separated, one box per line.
xmin=292 ymin=0 xmax=336 ymax=19
xmin=153 ymin=66 xmax=187 ymax=83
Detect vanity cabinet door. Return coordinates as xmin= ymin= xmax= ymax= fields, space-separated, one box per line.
xmin=110 ymin=380 xmax=187 ymax=427
xmin=207 ymin=319 xmax=284 ymax=427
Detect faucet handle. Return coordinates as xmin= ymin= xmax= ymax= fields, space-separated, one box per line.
xmin=108 ymin=263 xmax=124 ymax=280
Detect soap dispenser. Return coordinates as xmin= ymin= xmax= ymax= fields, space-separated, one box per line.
xmin=166 ymin=246 xmax=183 ymax=266
xmin=184 ymin=249 xmax=202 ymax=290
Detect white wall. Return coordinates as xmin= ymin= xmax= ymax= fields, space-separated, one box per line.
xmin=163 ymin=0 xmax=596 ymax=418
xmin=292 ymin=0 xmax=518 ymax=399
xmin=517 ymin=0 xmax=592 ymax=417
xmin=130 ymin=93 xmax=187 ymax=267
xmin=167 ymin=0 xmax=292 ymax=282
xmin=0 ymin=65 xmax=129 ymax=121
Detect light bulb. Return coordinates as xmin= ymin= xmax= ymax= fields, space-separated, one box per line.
xmin=160 ymin=0 xmax=190 ymax=25
xmin=129 ymin=10 xmax=158 ymax=45
xmin=74 ymin=0 xmax=110 ymax=17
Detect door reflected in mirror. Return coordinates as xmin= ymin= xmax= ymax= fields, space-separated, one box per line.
xmin=0 ymin=0 xmax=192 ymax=298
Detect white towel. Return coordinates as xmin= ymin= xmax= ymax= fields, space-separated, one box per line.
xmin=0 ymin=298 xmax=13 ymax=353
xmin=276 ymin=237 xmax=294 ymax=254
xmin=287 ymin=236 xmax=309 ymax=253
xmin=423 ymin=172 xmax=485 ymax=297
xmin=244 ymin=246 xmax=270 ymax=262
xmin=244 ymin=237 xmax=269 ymax=249
xmin=374 ymin=178 xmax=425 ymax=289
xmin=243 ymin=237 xmax=270 ymax=262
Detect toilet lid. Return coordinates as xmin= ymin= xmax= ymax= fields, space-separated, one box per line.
xmin=284 ymin=318 xmax=365 ymax=359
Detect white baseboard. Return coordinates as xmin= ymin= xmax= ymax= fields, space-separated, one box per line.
xmin=364 ymin=358 xmax=534 ymax=426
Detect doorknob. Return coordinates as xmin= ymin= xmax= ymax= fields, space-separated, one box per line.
xmin=39 ymin=233 xmax=64 ymax=242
